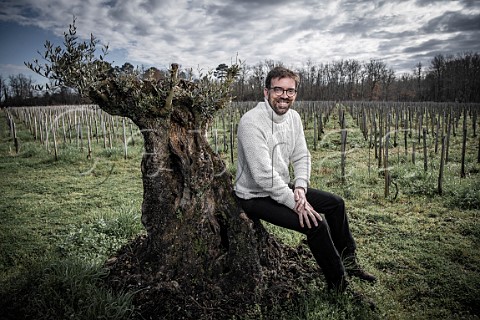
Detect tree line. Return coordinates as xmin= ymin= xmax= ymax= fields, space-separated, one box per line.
xmin=231 ymin=52 xmax=480 ymax=102
xmin=1 ymin=51 xmax=479 ymax=107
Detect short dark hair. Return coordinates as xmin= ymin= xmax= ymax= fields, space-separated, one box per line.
xmin=265 ymin=66 xmax=300 ymax=89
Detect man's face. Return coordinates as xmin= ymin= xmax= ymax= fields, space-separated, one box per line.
xmin=264 ymin=77 xmax=297 ymax=115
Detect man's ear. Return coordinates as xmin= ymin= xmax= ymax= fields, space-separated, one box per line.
xmin=264 ymin=88 xmax=269 ymax=98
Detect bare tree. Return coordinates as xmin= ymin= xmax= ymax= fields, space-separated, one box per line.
xmin=430 ymin=54 xmax=446 ymax=101
xmin=364 ymin=59 xmax=387 ymax=101
xmin=0 ymin=75 xmax=5 ymax=104
xmin=381 ymin=68 xmax=396 ymax=101
xmin=345 ymin=59 xmax=361 ymax=100
xmin=7 ymin=74 xmax=34 ymax=103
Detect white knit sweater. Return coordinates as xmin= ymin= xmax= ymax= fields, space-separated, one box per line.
xmin=234 ymin=99 xmax=311 ymax=210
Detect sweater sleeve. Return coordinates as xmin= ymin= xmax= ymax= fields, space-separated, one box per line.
xmin=290 ymin=112 xmax=311 ymax=190
xmin=237 ymin=118 xmax=296 ymax=209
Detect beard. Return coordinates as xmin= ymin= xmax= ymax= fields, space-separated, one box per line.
xmin=268 ymin=95 xmax=293 ymax=115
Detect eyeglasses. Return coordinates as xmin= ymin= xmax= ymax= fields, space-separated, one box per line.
xmin=269 ymin=87 xmax=297 ymax=97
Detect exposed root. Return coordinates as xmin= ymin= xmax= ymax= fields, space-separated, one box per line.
xmin=104 ymin=233 xmax=322 ymax=320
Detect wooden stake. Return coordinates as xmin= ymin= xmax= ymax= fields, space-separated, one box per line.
xmin=438 ymin=136 xmax=446 ymax=195
xmin=423 ymin=128 xmax=428 ymax=171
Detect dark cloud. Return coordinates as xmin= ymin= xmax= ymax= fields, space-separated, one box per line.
xmin=421 ymin=11 xmax=480 ymax=33
xmin=402 ymin=38 xmax=447 ymax=53
xmin=392 ymin=32 xmax=480 ymax=73
xmin=460 ymin=0 xmax=480 ymax=9
xmin=416 ymin=0 xmax=479 ymax=9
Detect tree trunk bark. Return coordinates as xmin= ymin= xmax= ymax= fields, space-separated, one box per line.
xmin=137 ymin=102 xmax=263 ymax=288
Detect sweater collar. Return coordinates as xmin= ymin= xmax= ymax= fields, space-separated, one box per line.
xmin=263 ymin=98 xmax=288 ymax=123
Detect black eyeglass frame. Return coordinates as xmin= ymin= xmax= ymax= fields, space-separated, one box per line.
xmin=269 ymin=86 xmax=297 ymax=97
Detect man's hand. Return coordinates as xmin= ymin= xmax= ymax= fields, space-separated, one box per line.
xmin=294 ymin=187 xmax=323 ymax=228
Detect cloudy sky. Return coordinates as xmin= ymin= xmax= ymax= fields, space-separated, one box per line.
xmin=0 ymin=0 xmax=479 ymax=85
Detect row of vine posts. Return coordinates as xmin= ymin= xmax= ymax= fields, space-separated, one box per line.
xmin=4 ymin=101 xmax=479 ymax=198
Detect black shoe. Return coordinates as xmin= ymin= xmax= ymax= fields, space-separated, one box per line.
xmin=347 ymin=268 xmax=377 ymax=283
xmin=343 ymin=255 xmax=377 ymax=283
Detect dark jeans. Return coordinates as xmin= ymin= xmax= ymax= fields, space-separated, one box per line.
xmin=238 ymin=188 xmax=356 ymax=284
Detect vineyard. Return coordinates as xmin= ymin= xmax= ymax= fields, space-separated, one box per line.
xmin=5 ymin=101 xmax=479 ymax=197
xmin=1 ymin=101 xmax=479 ymax=319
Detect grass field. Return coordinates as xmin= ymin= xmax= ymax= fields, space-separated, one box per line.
xmin=0 ymin=105 xmax=479 ymax=320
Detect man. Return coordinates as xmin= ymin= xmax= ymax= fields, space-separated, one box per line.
xmin=234 ymin=66 xmax=376 ymax=293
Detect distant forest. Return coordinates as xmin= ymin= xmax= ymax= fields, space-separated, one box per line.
xmin=1 ymin=51 xmax=479 ymax=107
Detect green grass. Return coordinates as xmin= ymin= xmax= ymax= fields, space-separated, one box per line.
xmin=1 ymin=105 xmax=479 ymax=319
xmin=0 ymin=113 xmax=144 ymax=319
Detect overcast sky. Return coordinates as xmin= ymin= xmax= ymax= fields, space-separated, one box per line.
xmin=0 ymin=0 xmax=479 ymax=85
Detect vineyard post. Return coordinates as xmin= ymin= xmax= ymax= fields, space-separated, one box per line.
xmin=52 ymin=120 xmax=58 ymax=161
xmin=61 ymin=115 xmax=67 ymax=144
xmin=438 ymin=136 xmax=446 ymax=195
xmin=86 ymin=117 xmax=92 ymax=159
xmin=412 ymin=142 xmax=416 ymax=164
xmin=39 ymin=113 xmax=44 ymax=144
xmin=477 ymin=136 xmax=480 ymax=163
xmin=408 ymin=107 xmax=413 ymax=138
xmin=108 ymin=117 xmax=113 ymax=149
xmin=13 ymin=120 xmax=19 ymax=154
xmin=441 ymin=109 xmax=446 ymax=138
xmin=7 ymin=112 xmax=13 ymax=138
xmin=340 ymin=110 xmax=347 ymax=184
xmin=88 ymin=112 xmax=94 ymax=147
xmin=362 ymin=107 xmax=368 ymax=141
xmin=27 ymin=110 xmax=33 ymax=136
xmin=434 ymin=113 xmax=440 ymax=153
xmin=368 ymin=136 xmax=371 ymax=178
xmin=78 ymin=117 xmax=84 ymax=152
xmin=67 ymin=112 xmax=72 ymax=144
xmin=460 ymin=108 xmax=467 ymax=178
xmin=378 ymin=110 xmax=383 ymax=169
xmin=122 ymin=117 xmax=127 ymax=160
xmin=94 ymin=110 xmax=100 ymax=144
xmin=304 ymin=108 xmax=308 ymax=130
xmin=446 ymin=112 xmax=452 ymax=163
xmin=404 ymin=118 xmax=408 ymax=156
xmin=384 ymin=131 xmax=390 ymax=198
xmin=101 ymin=114 xmax=107 ymax=149
xmin=417 ymin=111 xmax=422 ymax=145
xmin=34 ymin=115 xmax=38 ymax=141
xmin=313 ymin=110 xmax=317 ymax=151
xmin=373 ymin=111 xmax=378 ymax=160
xmin=8 ymin=114 xmax=20 ymax=154
xmin=318 ymin=108 xmax=323 ymax=141
xmin=44 ymin=112 xmax=50 ymax=152
xmin=230 ymin=122 xmax=234 ymax=164
xmin=394 ymin=106 xmax=399 ymax=147
xmin=74 ymin=110 xmax=79 ymax=148
xmin=423 ymin=128 xmax=428 ymax=171
xmin=431 ymin=107 xmax=435 ymax=136
xmin=472 ymin=107 xmax=477 ymax=137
